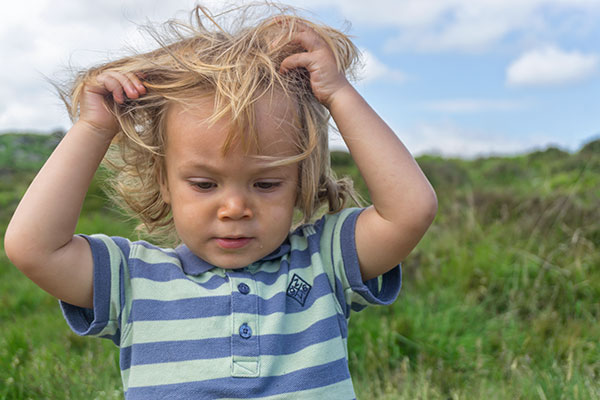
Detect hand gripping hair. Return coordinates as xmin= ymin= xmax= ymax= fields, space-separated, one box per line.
xmin=61 ymin=3 xmax=362 ymax=243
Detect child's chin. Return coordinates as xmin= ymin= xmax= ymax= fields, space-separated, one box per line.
xmin=208 ymin=254 xmax=262 ymax=270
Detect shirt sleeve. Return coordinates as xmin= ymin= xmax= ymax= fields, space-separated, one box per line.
xmin=59 ymin=234 xmax=131 ymax=345
xmin=317 ymin=208 xmax=402 ymax=319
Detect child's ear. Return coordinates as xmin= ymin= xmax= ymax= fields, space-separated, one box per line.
xmin=158 ymin=166 xmax=171 ymax=204
xmin=160 ymin=182 xmax=171 ymax=204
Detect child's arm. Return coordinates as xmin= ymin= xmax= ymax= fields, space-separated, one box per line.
xmin=281 ymin=25 xmax=438 ymax=281
xmin=4 ymin=72 xmax=146 ymax=308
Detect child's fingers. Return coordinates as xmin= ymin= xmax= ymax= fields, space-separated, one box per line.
xmin=116 ymin=72 xmax=144 ymax=100
xmin=288 ymin=29 xmax=322 ymax=53
xmin=96 ymin=71 xmax=145 ymax=104
xmin=279 ymin=28 xmax=329 ymax=74
xmin=280 ymin=52 xmax=312 ymax=74
xmin=128 ymin=72 xmax=147 ymax=94
xmin=95 ymin=73 xmax=126 ymax=104
xmin=271 ymin=17 xmax=321 ymax=51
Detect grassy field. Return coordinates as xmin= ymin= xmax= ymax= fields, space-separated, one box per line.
xmin=1 ymin=133 xmax=599 ymax=399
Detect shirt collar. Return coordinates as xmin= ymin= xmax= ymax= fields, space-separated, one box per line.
xmin=175 ymin=238 xmax=291 ymax=276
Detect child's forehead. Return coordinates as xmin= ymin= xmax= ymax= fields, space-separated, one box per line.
xmin=166 ymin=89 xmax=297 ymax=124
xmin=164 ymin=93 xmax=299 ymax=157
xmin=254 ymin=90 xmax=299 ymax=127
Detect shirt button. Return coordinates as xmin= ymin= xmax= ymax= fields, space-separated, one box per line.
xmin=239 ymin=323 xmax=252 ymax=339
xmin=238 ymin=283 xmax=250 ymax=295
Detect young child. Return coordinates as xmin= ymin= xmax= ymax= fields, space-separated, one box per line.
xmin=5 ymin=4 xmax=437 ymax=399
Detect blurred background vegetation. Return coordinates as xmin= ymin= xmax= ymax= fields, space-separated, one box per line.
xmin=1 ymin=132 xmax=599 ymax=399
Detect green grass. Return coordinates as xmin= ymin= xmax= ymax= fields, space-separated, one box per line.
xmin=0 ymin=225 xmax=124 ymax=399
xmin=1 ymin=133 xmax=599 ymax=399
xmin=346 ymin=142 xmax=600 ymax=399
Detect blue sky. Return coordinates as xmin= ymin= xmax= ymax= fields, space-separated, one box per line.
xmin=1 ymin=0 xmax=599 ymax=157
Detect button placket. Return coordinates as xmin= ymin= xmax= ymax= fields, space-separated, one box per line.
xmin=228 ymin=270 xmax=259 ymax=377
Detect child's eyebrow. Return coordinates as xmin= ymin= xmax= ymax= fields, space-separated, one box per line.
xmin=177 ymin=162 xmax=218 ymax=174
xmin=177 ymin=161 xmax=294 ymax=176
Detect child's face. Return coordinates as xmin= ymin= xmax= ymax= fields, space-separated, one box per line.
xmin=160 ymin=94 xmax=299 ymax=269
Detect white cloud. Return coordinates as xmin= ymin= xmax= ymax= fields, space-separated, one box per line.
xmin=357 ymin=49 xmax=406 ymax=84
xmin=506 ymin=46 xmax=599 ymax=87
xmin=400 ymin=122 xmax=560 ymax=158
xmin=384 ymin=2 xmax=536 ymax=53
xmin=424 ymin=98 xmax=527 ymax=113
xmin=0 ymin=0 xmax=209 ymax=132
xmin=297 ymin=0 xmax=600 ymax=53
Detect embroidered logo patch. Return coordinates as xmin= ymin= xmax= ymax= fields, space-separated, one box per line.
xmin=286 ymin=274 xmax=312 ymax=306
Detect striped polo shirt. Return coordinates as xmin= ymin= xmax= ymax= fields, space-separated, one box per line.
xmin=61 ymin=208 xmax=401 ymax=399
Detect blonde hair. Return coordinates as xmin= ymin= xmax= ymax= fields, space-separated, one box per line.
xmin=62 ymin=3 xmax=361 ymax=243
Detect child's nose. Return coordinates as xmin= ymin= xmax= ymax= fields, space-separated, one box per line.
xmin=217 ymin=190 xmax=253 ymax=220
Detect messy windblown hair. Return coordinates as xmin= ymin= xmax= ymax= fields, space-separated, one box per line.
xmin=61 ymin=3 xmax=362 ymax=243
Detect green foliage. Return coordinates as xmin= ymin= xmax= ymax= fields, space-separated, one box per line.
xmin=579 ymin=137 xmax=600 ymax=157
xmin=1 ymin=134 xmax=599 ymax=399
xmin=330 ymin=151 xmax=370 ymax=203
xmin=345 ymin=137 xmax=600 ymax=399
xmin=0 ymin=132 xmax=61 ymax=172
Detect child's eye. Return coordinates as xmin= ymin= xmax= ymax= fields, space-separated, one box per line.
xmin=191 ymin=181 xmax=216 ymax=191
xmin=255 ymin=181 xmax=281 ymax=190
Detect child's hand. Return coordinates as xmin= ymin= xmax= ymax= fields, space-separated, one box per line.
xmin=279 ymin=21 xmax=351 ymax=108
xmin=79 ymin=71 xmax=146 ymax=138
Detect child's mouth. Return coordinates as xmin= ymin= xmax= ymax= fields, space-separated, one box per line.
xmin=215 ymin=237 xmax=253 ymax=249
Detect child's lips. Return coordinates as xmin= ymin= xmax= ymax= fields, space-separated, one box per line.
xmin=215 ymin=237 xmax=253 ymax=249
